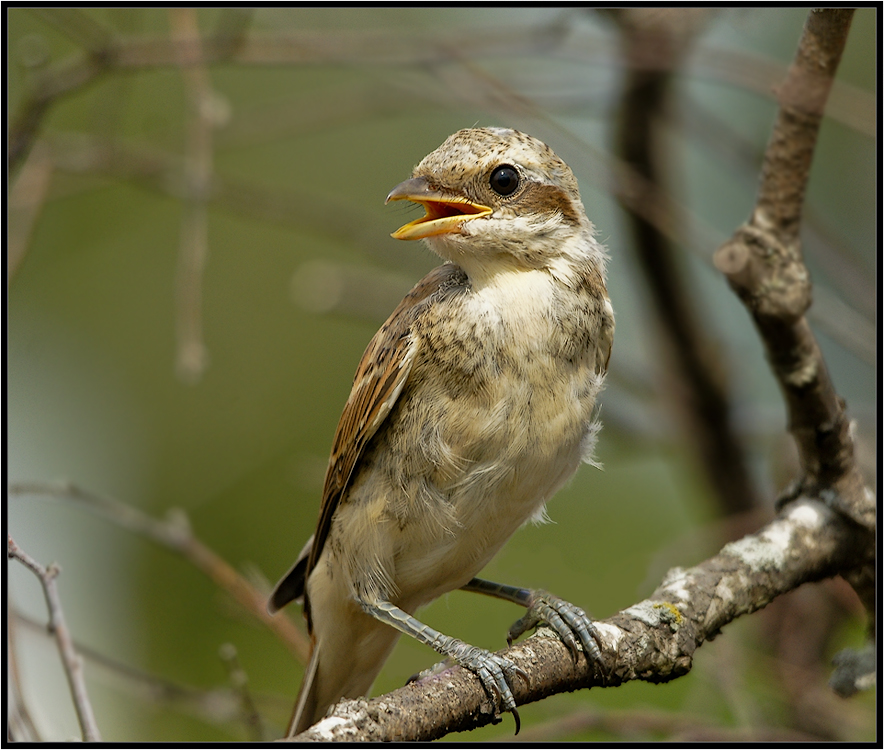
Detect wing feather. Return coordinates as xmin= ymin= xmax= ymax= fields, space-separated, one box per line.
xmin=303 ymin=264 xmax=466 ymax=600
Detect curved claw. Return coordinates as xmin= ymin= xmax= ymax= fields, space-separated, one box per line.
xmin=448 ymin=642 xmax=524 ymax=732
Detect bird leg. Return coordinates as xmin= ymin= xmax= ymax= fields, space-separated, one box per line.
xmin=462 ymin=578 xmax=604 ymax=669
xmin=357 ymin=598 xmax=526 ymax=731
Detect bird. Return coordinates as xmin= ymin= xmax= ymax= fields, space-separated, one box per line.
xmin=269 ymin=126 xmax=615 ymax=736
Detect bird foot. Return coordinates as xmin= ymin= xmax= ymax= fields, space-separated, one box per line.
xmin=446 ymin=639 xmax=527 ymax=734
xmin=507 ymin=589 xmax=605 ymax=673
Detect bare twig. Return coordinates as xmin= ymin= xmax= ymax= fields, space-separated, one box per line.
xmin=7 ymin=18 xmax=566 ymax=174
xmin=11 ymin=607 xmax=292 ymax=729
xmin=8 ymin=481 xmax=311 ymax=663
xmin=7 ymin=602 xmax=43 ymax=742
xmin=286 ymin=498 xmax=871 ymax=741
xmin=711 ymin=18 xmax=875 ymax=716
xmin=11 ymin=11 xmax=873 ymax=176
xmin=7 ymin=535 xmax=102 ymax=742
xmin=171 ymin=8 xmax=215 ymax=383
xmin=219 ymin=643 xmax=267 ymax=741
xmin=674 ymin=92 xmax=876 ymax=365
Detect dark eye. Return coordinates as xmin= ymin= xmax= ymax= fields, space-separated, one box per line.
xmin=489 ymin=165 xmax=519 ymax=196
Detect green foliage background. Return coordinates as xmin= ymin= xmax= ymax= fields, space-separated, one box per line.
xmin=7 ymin=7 xmax=876 ymax=742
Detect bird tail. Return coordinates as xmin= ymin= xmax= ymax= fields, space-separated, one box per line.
xmin=287 ymin=642 xmax=323 ymax=737
xmin=284 ymin=602 xmax=402 ymax=736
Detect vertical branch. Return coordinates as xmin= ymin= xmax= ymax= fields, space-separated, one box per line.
xmin=7 ymin=536 xmax=102 ymax=742
xmin=712 ymin=10 xmax=869 ymax=522
xmin=171 ymin=8 xmax=215 ymax=383
xmin=713 ymin=9 xmax=873 ymax=632
xmin=753 ymin=10 xmax=855 ymax=242
xmin=608 ymin=9 xmax=760 ymax=517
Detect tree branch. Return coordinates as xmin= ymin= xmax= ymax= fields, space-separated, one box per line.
xmin=13 ymin=13 xmax=872 ymax=176
xmin=8 ymin=481 xmax=311 ymax=663
xmin=171 ymin=8 xmax=215 ymax=383
xmin=7 ymin=19 xmax=567 ymax=174
xmin=710 ymin=12 xmax=876 ymax=706
xmin=11 ymin=607 xmax=292 ymax=730
xmin=7 ymin=603 xmax=44 ymax=741
xmin=713 ymin=9 xmax=873 ymax=535
xmin=7 ymin=535 xmax=102 ymax=742
xmin=286 ymin=498 xmax=871 ymax=741
xmin=219 ymin=642 xmax=267 ymax=741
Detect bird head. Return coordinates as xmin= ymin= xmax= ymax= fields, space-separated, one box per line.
xmin=386 ymin=127 xmax=602 ymax=283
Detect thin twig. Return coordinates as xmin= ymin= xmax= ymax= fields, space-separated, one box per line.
xmin=171 ymin=8 xmax=214 ymax=383
xmin=6 ymin=18 xmax=566 ymax=174
xmin=7 ymin=535 xmax=102 ymax=742
xmin=219 ymin=643 xmax=267 ymax=741
xmin=8 ymin=481 xmax=311 ymax=663
xmin=11 ymin=607 xmax=293 ymax=729
xmin=7 ymin=601 xmax=44 ymax=742
xmin=10 ymin=11 xmax=873 ymax=176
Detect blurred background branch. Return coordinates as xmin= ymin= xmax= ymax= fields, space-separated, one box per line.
xmin=606 ymin=8 xmax=760 ymax=521
xmin=9 ymin=607 xmax=293 ymax=740
xmin=8 ymin=480 xmax=311 ymax=662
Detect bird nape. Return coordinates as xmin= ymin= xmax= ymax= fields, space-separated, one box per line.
xmin=270 ymin=127 xmax=614 ymax=737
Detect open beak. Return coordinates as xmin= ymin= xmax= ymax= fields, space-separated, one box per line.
xmin=385 ymin=177 xmax=492 ymax=241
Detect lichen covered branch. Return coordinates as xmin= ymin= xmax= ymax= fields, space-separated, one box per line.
xmin=286 ymin=499 xmax=868 ymax=742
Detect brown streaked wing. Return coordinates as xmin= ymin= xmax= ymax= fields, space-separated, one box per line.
xmin=304 ymin=264 xmax=465 ymax=581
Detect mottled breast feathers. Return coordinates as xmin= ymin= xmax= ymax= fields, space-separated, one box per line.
xmin=269 ymin=265 xmax=469 ymax=618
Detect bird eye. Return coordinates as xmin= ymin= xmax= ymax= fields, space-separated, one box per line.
xmin=489 ymin=165 xmax=519 ymax=196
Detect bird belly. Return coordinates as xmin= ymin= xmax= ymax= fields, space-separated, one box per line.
xmin=373 ymin=357 xmax=601 ymax=610
xmin=324 ymin=269 xmax=606 ymax=613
